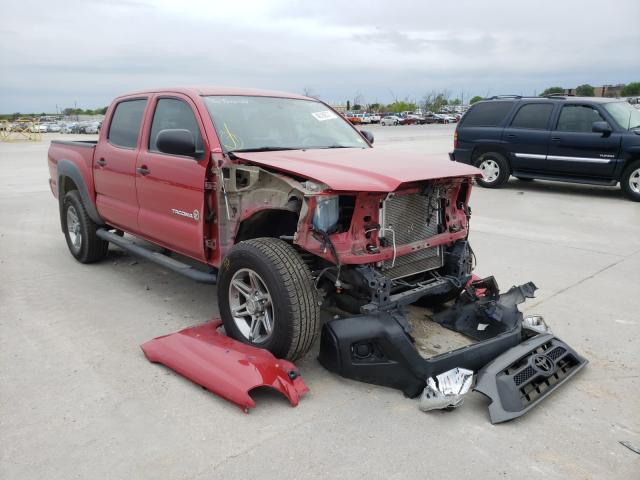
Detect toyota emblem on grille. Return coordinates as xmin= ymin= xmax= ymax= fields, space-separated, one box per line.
xmin=532 ymin=354 xmax=554 ymax=374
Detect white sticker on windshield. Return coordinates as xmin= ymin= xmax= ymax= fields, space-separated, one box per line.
xmin=311 ymin=110 xmax=338 ymax=121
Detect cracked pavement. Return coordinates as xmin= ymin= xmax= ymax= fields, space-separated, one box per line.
xmin=1 ymin=126 xmax=639 ymax=479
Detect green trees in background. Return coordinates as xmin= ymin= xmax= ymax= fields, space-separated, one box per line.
xmin=621 ymin=82 xmax=640 ymax=96
xmin=540 ymin=87 xmax=564 ymax=96
xmin=469 ymin=96 xmax=483 ymax=104
xmin=575 ymin=84 xmax=595 ymax=96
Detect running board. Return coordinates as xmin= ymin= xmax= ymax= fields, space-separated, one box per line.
xmin=96 ymin=229 xmax=217 ymax=284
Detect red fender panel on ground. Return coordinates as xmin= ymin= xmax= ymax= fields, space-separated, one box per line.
xmin=141 ymin=320 xmax=309 ymax=412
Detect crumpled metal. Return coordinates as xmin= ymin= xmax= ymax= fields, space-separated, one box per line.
xmin=419 ymin=367 xmax=474 ymax=412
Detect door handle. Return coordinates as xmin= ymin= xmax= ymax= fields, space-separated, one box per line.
xmin=96 ymin=158 xmax=107 ymax=166
xmin=551 ymin=137 xmax=561 ymax=142
xmin=506 ymin=133 xmax=517 ymax=138
xmin=136 ymin=166 xmax=151 ymax=176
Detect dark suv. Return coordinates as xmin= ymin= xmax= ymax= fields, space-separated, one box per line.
xmin=450 ymin=96 xmax=640 ymax=201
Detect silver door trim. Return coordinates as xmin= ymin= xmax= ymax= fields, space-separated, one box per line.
xmin=514 ymin=153 xmax=547 ymax=160
xmin=546 ymin=154 xmax=612 ymax=163
xmin=514 ymin=152 xmax=613 ymax=164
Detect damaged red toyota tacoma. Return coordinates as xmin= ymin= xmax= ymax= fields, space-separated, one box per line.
xmin=48 ymin=87 xmax=586 ymax=422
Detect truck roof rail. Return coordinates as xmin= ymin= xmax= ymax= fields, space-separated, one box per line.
xmin=486 ymin=95 xmax=522 ymax=100
xmin=541 ymin=93 xmax=574 ymax=98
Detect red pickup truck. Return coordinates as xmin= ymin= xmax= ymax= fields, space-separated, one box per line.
xmin=47 ymin=87 xmax=477 ymax=356
xmin=48 ymin=87 xmax=587 ymax=422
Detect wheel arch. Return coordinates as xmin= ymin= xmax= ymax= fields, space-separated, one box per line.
xmin=57 ymin=159 xmax=104 ymax=230
xmin=471 ymin=145 xmax=513 ymax=173
xmin=235 ymin=208 xmax=299 ymax=244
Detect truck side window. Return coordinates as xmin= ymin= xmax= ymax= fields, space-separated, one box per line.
xmin=509 ymin=104 xmax=554 ymax=130
xmin=556 ymin=105 xmax=605 ymax=133
xmin=461 ymin=101 xmax=514 ymax=127
xmin=108 ymin=99 xmax=147 ymax=149
xmin=149 ymin=98 xmax=204 ymax=158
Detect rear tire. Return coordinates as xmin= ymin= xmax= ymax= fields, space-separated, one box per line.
xmin=621 ymin=160 xmax=640 ymax=202
xmin=61 ymin=190 xmax=109 ymax=263
xmin=474 ymin=152 xmax=510 ymax=188
xmin=218 ymin=238 xmax=321 ymax=360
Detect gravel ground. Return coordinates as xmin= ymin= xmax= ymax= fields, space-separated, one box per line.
xmin=1 ymin=126 xmax=639 ymax=479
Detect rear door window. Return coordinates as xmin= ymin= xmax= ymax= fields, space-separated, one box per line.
xmin=509 ymin=103 xmax=554 ymax=130
xmin=149 ymin=98 xmax=204 ymax=158
xmin=462 ymin=101 xmax=514 ymax=127
xmin=107 ymin=99 xmax=147 ymax=149
xmin=556 ymin=105 xmax=605 ymax=132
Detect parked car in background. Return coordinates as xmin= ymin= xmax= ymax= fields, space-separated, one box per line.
xmin=48 ymin=123 xmax=61 ymax=133
xmin=450 ymin=95 xmax=640 ymax=201
xmin=381 ymin=115 xmax=401 ymax=126
xmin=400 ymin=115 xmax=421 ymax=125
xmin=424 ymin=112 xmax=447 ymax=124
xmin=354 ymin=113 xmax=371 ymax=124
xmin=344 ymin=113 xmax=361 ymax=125
xmin=84 ymin=121 xmax=101 ymax=134
xmin=60 ymin=123 xmax=76 ymax=134
xmin=368 ymin=113 xmax=381 ymax=124
xmin=437 ymin=112 xmax=457 ymax=123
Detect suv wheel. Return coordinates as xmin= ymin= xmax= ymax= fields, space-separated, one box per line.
xmin=218 ymin=238 xmax=321 ymax=360
xmin=621 ymin=160 xmax=640 ymax=202
xmin=61 ymin=190 xmax=109 ymax=263
xmin=474 ymin=152 xmax=510 ymax=188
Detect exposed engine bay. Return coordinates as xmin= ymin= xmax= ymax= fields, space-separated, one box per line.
xmin=215 ymin=160 xmax=474 ymax=315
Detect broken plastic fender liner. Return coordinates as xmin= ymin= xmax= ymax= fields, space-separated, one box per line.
xmin=141 ymin=320 xmax=309 ymax=411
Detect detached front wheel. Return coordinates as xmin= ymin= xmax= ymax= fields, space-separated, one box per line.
xmin=218 ymin=238 xmax=321 ymax=360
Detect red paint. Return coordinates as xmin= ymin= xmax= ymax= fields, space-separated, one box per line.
xmin=48 ymin=86 xmax=478 ymax=271
xmin=141 ymin=320 xmax=309 ymax=411
xmin=294 ymin=183 xmax=471 ymax=265
xmin=235 ymin=148 xmax=480 ymax=192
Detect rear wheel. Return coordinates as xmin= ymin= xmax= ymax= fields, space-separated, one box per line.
xmin=61 ymin=190 xmax=109 ymax=263
xmin=218 ymin=238 xmax=321 ymax=360
xmin=474 ymin=152 xmax=510 ymax=188
xmin=621 ymin=160 xmax=640 ymax=202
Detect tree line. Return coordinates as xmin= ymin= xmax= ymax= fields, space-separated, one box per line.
xmin=540 ymin=82 xmax=640 ymax=97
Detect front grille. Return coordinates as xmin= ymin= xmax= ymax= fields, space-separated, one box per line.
xmin=514 ymin=366 xmax=536 ymax=386
xmin=504 ymin=341 xmax=581 ymax=408
xmin=380 ymin=192 xmax=444 ymax=280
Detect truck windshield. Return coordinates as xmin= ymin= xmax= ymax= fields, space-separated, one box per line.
xmin=203 ymin=96 xmax=368 ymax=152
xmin=603 ymin=101 xmax=640 ymax=130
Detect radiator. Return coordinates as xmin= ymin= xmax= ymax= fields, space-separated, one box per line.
xmin=380 ymin=192 xmax=444 ymax=280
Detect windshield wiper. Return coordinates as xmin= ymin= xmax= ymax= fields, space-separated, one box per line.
xmin=312 ymin=145 xmax=356 ymax=149
xmin=228 ymin=146 xmax=301 ymax=153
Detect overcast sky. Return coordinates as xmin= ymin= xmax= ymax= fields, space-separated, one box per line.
xmin=1 ymin=0 xmax=639 ymax=112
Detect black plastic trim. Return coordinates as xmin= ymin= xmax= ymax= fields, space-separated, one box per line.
xmin=57 ymin=159 xmax=104 ymax=227
xmin=510 ymin=170 xmax=617 ymax=186
xmin=97 ymin=229 xmax=218 ymax=284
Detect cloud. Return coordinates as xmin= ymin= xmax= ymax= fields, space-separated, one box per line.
xmin=1 ymin=0 xmax=639 ymax=111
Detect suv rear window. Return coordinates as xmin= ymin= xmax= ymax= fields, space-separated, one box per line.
xmin=462 ymin=101 xmax=514 ymax=127
xmin=510 ymin=103 xmax=554 ymax=130
xmin=108 ymin=99 xmax=147 ymax=149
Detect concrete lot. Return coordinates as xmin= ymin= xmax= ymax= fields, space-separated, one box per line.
xmin=1 ymin=125 xmax=639 ymax=479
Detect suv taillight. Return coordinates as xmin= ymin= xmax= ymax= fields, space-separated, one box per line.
xmin=454 ymin=130 xmax=458 ymax=149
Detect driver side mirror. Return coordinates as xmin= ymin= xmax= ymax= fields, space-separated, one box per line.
xmin=592 ymin=121 xmax=612 ymax=137
xmin=156 ymin=129 xmax=197 ymax=157
xmin=361 ymin=130 xmax=374 ymax=144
